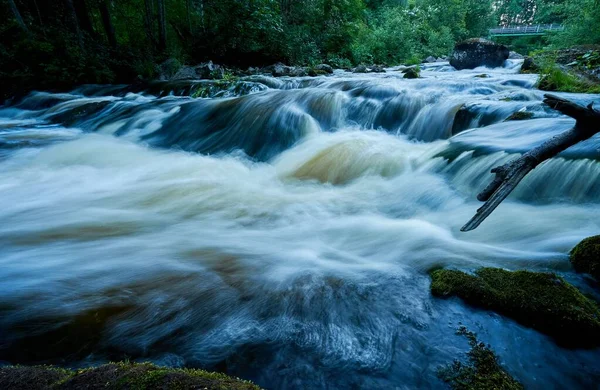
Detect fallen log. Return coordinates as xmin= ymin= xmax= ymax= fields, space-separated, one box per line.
xmin=461 ymin=94 xmax=600 ymax=232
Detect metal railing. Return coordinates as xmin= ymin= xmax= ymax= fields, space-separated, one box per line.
xmin=489 ymin=24 xmax=565 ymax=37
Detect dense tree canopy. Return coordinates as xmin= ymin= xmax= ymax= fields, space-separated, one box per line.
xmin=0 ymin=0 xmax=598 ymax=98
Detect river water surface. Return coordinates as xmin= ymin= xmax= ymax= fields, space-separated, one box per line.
xmin=0 ymin=61 xmax=599 ymax=389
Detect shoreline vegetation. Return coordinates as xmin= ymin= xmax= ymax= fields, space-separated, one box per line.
xmin=2 ymin=0 xmax=600 ymax=100
xmin=0 ymin=362 xmax=261 ymax=390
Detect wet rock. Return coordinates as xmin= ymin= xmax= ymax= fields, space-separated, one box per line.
xmin=430 ymin=268 xmax=600 ymax=347
xmin=424 ymin=56 xmax=437 ymax=63
xmin=570 ymin=235 xmax=600 ymax=281
xmin=172 ymin=61 xmax=225 ymax=80
xmin=450 ymin=38 xmax=509 ymax=70
xmin=435 ymin=57 xmax=446 ymax=62
xmin=509 ymin=51 xmax=525 ymax=59
xmin=520 ymin=56 xmax=539 ymax=73
xmin=314 ymin=64 xmax=334 ymax=74
xmin=260 ymin=63 xmax=309 ymax=77
xmin=370 ymin=64 xmax=386 ymax=73
xmin=504 ymin=110 xmax=534 ymax=121
xmin=403 ymin=67 xmax=420 ymax=79
xmin=157 ymin=58 xmax=182 ymax=81
xmin=352 ymin=64 xmax=369 ymax=73
xmin=308 ymin=68 xmax=329 ymax=77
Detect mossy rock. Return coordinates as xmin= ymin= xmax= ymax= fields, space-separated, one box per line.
xmin=403 ymin=68 xmax=420 ymax=79
xmin=438 ymin=327 xmax=523 ymax=390
xmin=570 ymin=235 xmax=600 ymax=281
xmin=504 ymin=111 xmax=534 ymax=121
xmin=0 ymin=362 xmax=261 ymax=390
xmin=430 ymin=268 xmax=600 ymax=347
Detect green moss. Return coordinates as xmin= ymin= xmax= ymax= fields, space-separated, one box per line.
xmin=430 ymin=268 xmax=600 ymax=347
xmin=0 ymin=362 xmax=261 ymax=390
xmin=438 ymin=327 xmax=523 ymax=390
xmin=504 ymin=111 xmax=534 ymax=121
xmin=570 ymin=235 xmax=600 ymax=281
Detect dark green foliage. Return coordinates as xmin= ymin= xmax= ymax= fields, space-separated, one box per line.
xmin=437 ymin=327 xmax=523 ymax=390
xmin=2 ymin=0 xmax=599 ymax=100
xmin=0 ymin=362 xmax=261 ymax=390
xmin=570 ymin=235 xmax=600 ymax=281
xmin=430 ymin=268 xmax=600 ymax=347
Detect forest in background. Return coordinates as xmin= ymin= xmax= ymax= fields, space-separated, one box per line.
xmin=1 ymin=0 xmax=599 ymax=98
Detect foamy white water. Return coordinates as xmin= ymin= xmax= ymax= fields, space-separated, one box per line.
xmin=0 ymin=62 xmax=599 ymax=389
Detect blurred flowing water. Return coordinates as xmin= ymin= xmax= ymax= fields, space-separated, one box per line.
xmin=0 ymin=60 xmax=599 ymax=389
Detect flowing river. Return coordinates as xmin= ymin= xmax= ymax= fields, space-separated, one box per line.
xmin=0 ymin=61 xmax=599 ymax=389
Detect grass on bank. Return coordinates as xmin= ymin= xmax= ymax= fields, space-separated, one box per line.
xmin=529 ymin=49 xmax=600 ymax=93
xmin=0 ymin=362 xmax=261 ymax=390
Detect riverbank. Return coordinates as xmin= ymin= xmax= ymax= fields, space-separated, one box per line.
xmin=0 ymin=362 xmax=260 ymax=390
xmin=522 ymin=46 xmax=600 ymax=93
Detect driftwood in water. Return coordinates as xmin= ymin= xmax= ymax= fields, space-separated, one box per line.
xmin=462 ymin=94 xmax=600 ymax=232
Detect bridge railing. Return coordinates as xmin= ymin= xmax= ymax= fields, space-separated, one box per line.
xmin=489 ymin=24 xmax=565 ymax=36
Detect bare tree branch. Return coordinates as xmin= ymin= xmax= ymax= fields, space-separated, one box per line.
xmin=461 ymin=94 xmax=600 ymax=232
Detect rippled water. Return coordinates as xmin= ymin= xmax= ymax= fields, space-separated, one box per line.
xmin=1 ymin=60 xmax=599 ymax=389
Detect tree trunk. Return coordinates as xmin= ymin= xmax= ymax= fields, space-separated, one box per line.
xmin=461 ymin=94 xmax=600 ymax=232
xmin=73 ymin=0 xmax=95 ymax=36
xmin=32 ymin=0 xmax=44 ymax=29
xmin=64 ymin=0 xmax=84 ymax=49
xmin=99 ymin=0 xmax=117 ymax=49
xmin=144 ymin=0 xmax=156 ymax=47
xmin=157 ymin=0 xmax=167 ymax=52
xmin=8 ymin=0 xmax=30 ymax=34
xmin=186 ymin=0 xmax=192 ymax=33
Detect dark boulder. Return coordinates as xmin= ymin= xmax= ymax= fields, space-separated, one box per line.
xmin=352 ymin=64 xmax=369 ymax=73
xmin=314 ymin=64 xmax=334 ymax=74
xmin=520 ymin=56 xmax=539 ymax=73
xmin=402 ymin=67 xmax=420 ymax=79
xmin=172 ymin=61 xmax=225 ymax=80
xmin=450 ymin=38 xmax=509 ymax=70
xmin=157 ymin=58 xmax=182 ymax=81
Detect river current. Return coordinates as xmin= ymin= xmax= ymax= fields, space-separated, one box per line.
xmin=0 ymin=61 xmax=599 ymax=389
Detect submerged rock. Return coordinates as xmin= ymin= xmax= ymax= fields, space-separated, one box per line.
xmin=438 ymin=327 xmax=523 ymax=390
xmin=450 ymin=38 xmax=509 ymax=70
xmin=504 ymin=110 xmax=534 ymax=121
xmin=0 ymin=362 xmax=261 ymax=390
xmin=430 ymin=268 xmax=600 ymax=347
xmin=570 ymin=235 xmax=600 ymax=281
